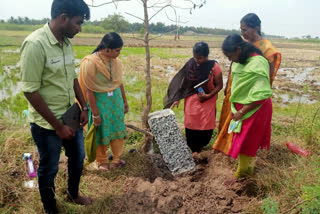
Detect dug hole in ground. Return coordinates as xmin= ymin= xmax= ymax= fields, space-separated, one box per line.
xmin=82 ymin=149 xmax=261 ymax=214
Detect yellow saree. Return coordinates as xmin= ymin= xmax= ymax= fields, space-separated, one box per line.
xmin=212 ymin=39 xmax=281 ymax=154
xmin=254 ymin=39 xmax=281 ymax=85
xmin=78 ymin=53 xmax=123 ymax=102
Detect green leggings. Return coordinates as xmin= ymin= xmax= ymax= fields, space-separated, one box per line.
xmin=234 ymin=153 xmax=255 ymax=178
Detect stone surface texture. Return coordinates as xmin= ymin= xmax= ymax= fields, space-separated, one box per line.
xmin=148 ymin=109 xmax=195 ymax=174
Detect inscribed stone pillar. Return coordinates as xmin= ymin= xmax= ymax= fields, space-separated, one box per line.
xmin=148 ymin=109 xmax=195 ymax=174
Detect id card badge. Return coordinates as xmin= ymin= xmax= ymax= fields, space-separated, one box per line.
xmin=108 ymin=91 xmax=113 ymax=97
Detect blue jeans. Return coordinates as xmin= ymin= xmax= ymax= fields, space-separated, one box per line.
xmin=30 ymin=123 xmax=85 ymax=212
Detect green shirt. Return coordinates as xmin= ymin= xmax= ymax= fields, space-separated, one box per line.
xmin=20 ymin=24 xmax=77 ymax=130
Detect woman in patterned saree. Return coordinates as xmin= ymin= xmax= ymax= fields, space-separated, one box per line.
xmin=79 ymin=32 xmax=128 ymax=171
xmin=213 ymin=13 xmax=281 ymax=155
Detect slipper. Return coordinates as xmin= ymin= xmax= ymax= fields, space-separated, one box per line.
xmin=192 ymin=152 xmax=198 ymax=157
xmin=110 ymin=160 xmax=126 ymax=169
xmin=223 ymin=178 xmax=237 ymax=187
xmin=68 ymin=194 xmax=93 ymax=206
xmin=97 ymin=163 xmax=109 ymax=171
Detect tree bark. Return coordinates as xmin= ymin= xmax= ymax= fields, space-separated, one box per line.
xmin=141 ymin=0 xmax=154 ymax=153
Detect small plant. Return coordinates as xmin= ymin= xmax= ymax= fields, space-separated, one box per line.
xmin=127 ymin=131 xmax=143 ymax=145
xmin=261 ymin=196 xmax=279 ymax=214
xmin=300 ymin=185 xmax=320 ymax=214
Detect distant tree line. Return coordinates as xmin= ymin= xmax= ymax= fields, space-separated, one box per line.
xmin=1 ymin=15 xmax=285 ymax=38
xmin=1 ymin=16 xmax=50 ymax=25
xmin=86 ymin=14 xmax=242 ymax=36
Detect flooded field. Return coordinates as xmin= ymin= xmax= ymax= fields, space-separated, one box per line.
xmin=0 ymin=36 xmax=319 ymax=121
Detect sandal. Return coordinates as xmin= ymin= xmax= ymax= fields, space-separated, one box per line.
xmin=68 ymin=194 xmax=93 ymax=206
xmin=110 ymin=160 xmax=126 ymax=169
xmin=192 ymin=152 xmax=198 ymax=157
xmin=223 ymin=178 xmax=237 ymax=187
xmin=97 ymin=163 xmax=109 ymax=171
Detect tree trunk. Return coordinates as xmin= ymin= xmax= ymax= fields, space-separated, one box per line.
xmin=141 ymin=0 xmax=154 ymax=153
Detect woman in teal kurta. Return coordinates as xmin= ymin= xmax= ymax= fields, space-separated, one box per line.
xmin=79 ymin=32 xmax=128 ymax=171
xmin=88 ymin=88 xmax=126 ymax=145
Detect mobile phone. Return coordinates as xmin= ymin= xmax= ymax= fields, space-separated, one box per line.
xmin=197 ymin=87 xmax=205 ymax=94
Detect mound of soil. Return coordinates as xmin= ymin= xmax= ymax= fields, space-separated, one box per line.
xmin=110 ymin=152 xmax=259 ymax=214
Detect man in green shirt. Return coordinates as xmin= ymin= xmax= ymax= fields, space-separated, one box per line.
xmin=20 ymin=0 xmax=91 ymax=213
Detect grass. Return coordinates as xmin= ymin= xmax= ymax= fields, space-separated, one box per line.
xmin=290 ymin=38 xmax=320 ymax=44
xmin=0 ymin=119 xmax=150 ymax=213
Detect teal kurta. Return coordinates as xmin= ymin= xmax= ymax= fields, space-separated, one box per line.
xmin=88 ymin=87 xmax=126 ymax=146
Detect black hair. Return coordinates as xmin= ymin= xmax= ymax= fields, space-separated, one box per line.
xmin=222 ymin=34 xmax=263 ymax=64
xmin=51 ymin=0 xmax=90 ymax=20
xmin=92 ymin=32 xmax=123 ymax=53
xmin=240 ymin=13 xmax=261 ymax=36
xmin=193 ymin=42 xmax=209 ymax=57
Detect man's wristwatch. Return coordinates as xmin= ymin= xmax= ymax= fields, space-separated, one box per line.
xmin=82 ymin=106 xmax=89 ymax=111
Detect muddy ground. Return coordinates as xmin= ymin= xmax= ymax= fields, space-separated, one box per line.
xmin=96 ymin=152 xmax=261 ymax=214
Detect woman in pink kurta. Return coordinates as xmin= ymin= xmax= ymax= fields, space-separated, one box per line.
xmin=164 ymin=42 xmax=223 ymax=155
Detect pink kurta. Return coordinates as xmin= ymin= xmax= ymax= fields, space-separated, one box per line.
xmin=184 ymin=63 xmax=222 ymax=130
xmin=228 ymin=98 xmax=272 ymax=158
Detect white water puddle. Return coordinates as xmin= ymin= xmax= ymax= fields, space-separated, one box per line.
xmin=153 ymin=65 xmax=177 ymax=82
xmin=222 ymin=76 xmax=228 ymax=89
xmin=275 ymin=94 xmax=318 ymax=106
xmin=74 ymin=58 xmax=81 ymax=65
xmin=0 ymin=82 xmax=22 ymax=100
xmin=0 ymin=64 xmax=21 ymax=101
xmin=278 ymin=67 xmax=320 ymax=84
xmin=3 ymin=49 xmax=20 ymax=53
xmin=126 ymin=76 xmax=137 ymax=84
xmin=74 ymin=59 xmax=82 ymax=75
xmin=166 ymin=65 xmax=176 ymax=82
xmin=127 ymin=91 xmax=144 ymax=99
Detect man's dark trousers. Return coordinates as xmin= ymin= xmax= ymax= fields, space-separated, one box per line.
xmin=30 ymin=123 xmax=85 ymax=212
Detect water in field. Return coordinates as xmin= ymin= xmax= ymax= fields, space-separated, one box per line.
xmin=275 ymin=94 xmax=318 ymax=106
xmin=278 ymin=67 xmax=320 ymax=84
xmin=0 ymin=49 xmax=319 ymax=119
xmin=0 ymin=63 xmax=21 ymax=101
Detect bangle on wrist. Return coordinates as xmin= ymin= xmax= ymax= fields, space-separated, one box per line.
xmin=92 ymin=114 xmax=100 ymax=119
xmin=238 ymin=109 xmax=244 ymax=115
xmin=82 ymin=106 xmax=88 ymax=111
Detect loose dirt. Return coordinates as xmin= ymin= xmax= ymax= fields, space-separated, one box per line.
xmin=107 ymin=152 xmax=260 ymax=214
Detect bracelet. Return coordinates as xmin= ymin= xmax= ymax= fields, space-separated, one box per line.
xmin=238 ymin=109 xmax=244 ymax=115
xmin=92 ymin=114 xmax=100 ymax=119
xmin=82 ymin=106 xmax=88 ymax=111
